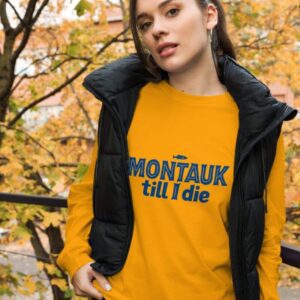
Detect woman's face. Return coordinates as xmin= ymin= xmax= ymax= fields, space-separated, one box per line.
xmin=135 ymin=0 xmax=216 ymax=74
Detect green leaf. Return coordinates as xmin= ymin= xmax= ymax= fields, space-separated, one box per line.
xmin=52 ymin=59 xmax=61 ymax=69
xmin=67 ymin=43 xmax=80 ymax=56
xmin=75 ymin=0 xmax=93 ymax=17
xmin=15 ymin=130 xmax=24 ymax=142
xmin=8 ymin=100 xmax=20 ymax=114
xmin=75 ymin=163 xmax=89 ymax=181
xmin=64 ymin=288 xmax=74 ymax=298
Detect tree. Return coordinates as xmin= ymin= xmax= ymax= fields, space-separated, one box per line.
xmin=0 ymin=0 xmax=131 ymax=298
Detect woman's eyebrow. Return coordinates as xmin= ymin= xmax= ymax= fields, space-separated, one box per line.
xmin=136 ymin=0 xmax=177 ymax=21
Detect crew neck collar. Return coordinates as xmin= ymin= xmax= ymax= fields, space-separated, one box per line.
xmin=158 ymin=79 xmax=233 ymax=106
xmin=162 ymin=79 xmax=230 ymax=97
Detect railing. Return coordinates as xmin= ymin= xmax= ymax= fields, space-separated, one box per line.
xmin=0 ymin=192 xmax=299 ymax=268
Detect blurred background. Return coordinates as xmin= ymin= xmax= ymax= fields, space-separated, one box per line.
xmin=0 ymin=0 xmax=299 ymax=299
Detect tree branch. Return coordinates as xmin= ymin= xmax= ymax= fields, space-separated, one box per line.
xmin=4 ymin=0 xmax=26 ymax=27
xmin=14 ymin=0 xmax=37 ymax=34
xmin=31 ymin=0 xmax=49 ymax=24
xmin=51 ymin=135 xmax=94 ymax=143
xmin=0 ymin=123 xmax=71 ymax=179
xmin=8 ymin=26 xmax=130 ymax=128
xmin=10 ymin=52 xmax=84 ymax=95
xmin=8 ymin=61 xmax=91 ymax=128
xmin=12 ymin=0 xmax=50 ymax=61
xmin=41 ymin=162 xmax=79 ymax=168
xmin=0 ymin=0 xmax=12 ymax=31
xmin=68 ymin=77 xmax=97 ymax=138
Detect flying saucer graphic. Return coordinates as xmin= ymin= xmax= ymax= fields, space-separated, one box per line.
xmin=173 ymin=155 xmax=188 ymax=160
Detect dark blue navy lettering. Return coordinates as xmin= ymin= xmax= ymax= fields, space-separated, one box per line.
xmin=213 ymin=165 xmax=229 ymax=186
xmin=146 ymin=159 xmax=160 ymax=179
xmin=200 ymin=164 xmax=214 ymax=185
xmin=129 ymin=155 xmax=230 ymax=204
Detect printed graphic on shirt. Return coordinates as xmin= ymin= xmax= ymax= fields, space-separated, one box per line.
xmin=128 ymin=154 xmax=230 ymax=203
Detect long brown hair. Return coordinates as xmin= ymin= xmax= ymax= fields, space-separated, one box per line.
xmin=129 ymin=0 xmax=236 ymax=82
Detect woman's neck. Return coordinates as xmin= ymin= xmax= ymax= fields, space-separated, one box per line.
xmin=166 ymin=51 xmax=228 ymax=96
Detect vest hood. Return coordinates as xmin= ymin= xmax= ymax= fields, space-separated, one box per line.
xmin=83 ymin=53 xmax=298 ymax=137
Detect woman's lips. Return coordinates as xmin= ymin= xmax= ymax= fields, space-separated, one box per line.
xmin=159 ymin=45 xmax=178 ymax=58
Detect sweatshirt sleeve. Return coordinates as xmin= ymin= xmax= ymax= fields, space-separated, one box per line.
xmin=57 ymin=136 xmax=98 ymax=279
xmin=257 ymin=130 xmax=285 ymax=300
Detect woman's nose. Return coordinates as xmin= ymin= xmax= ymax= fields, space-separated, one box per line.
xmin=151 ymin=20 xmax=169 ymax=39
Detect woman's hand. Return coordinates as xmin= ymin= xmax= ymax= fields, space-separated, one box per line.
xmin=71 ymin=261 xmax=112 ymax=300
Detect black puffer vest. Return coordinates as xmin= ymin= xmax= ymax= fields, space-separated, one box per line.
xmin=82 ymin=53 xmax=298 ymax=300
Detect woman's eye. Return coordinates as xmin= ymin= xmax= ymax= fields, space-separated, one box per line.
xmin=138 ymin=8 xmax=180 ymax=32
xmin=139 ymin=22 xmax=151 ymax=32
xmin=166 ymin=8 xmax=180 ymax=17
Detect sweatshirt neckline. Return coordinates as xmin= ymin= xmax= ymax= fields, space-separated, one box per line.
xmin=158 ymin=79 xmax=233 ymax=106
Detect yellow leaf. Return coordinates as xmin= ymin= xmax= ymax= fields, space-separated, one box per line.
xmin=44 ymin=263 xmax=57 ymax=275
xmin=51 ymin=278 xmax=68 ymax=291
xmin=0 ymin=165 xmax=13 ymax=176
xmin=25 ymin=278 xmax=36 ymax=294
xmin=18 ymin=275 xmax=36 ymax=295
xmin=41 ymin=211 xmax=63 ymax=227
xmin=37 ymin=261 xmax=45 ymax=271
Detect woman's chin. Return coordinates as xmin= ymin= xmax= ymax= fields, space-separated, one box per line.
xmin=154 ymin=56 xmax=179 ymax=69
xmin=158 ymin=61 xmax=188 ymax=74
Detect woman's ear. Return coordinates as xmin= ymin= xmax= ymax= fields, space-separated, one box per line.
xmin=205 ymin=3 xmax=218 ymax=30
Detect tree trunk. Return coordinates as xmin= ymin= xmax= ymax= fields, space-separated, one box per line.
xmin=26 ymin=219 xmax=72 ymax=300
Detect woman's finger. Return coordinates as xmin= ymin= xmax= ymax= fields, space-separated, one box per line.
xmin=79 ymin=283 xmax=105 ymax=300
xmin=73 ymin=286 xmax=87 ymax=297
xmin=72 ymin=267 xmax=105 ymax=300
xmin=91 ymin=269 xmax=112 ymax=292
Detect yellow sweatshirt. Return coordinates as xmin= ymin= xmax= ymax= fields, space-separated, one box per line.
xmin=57 ymin=79 xmax=286 ymax=300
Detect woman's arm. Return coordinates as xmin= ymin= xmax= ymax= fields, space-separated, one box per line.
xmin=57 ymin=136 xmax=98 ymax=279
xmin=257 ymin=130 xmax=286 ymax=300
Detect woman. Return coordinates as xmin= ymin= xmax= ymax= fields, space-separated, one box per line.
xmin=57 ymin=0 xmax=298 ymax=299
